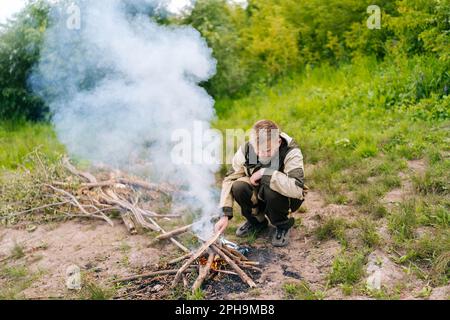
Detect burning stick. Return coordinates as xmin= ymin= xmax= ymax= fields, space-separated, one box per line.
xmin=171 ymin=227 xmax=225 ymax=288
xmin=192 ymin=249 xmax=214 ymax=293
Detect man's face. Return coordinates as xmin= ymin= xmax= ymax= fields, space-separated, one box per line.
xmin=256 ymin=137 xmax=282 ymax=162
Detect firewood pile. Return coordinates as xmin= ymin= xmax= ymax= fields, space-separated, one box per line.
xmin=1 ymin=153 xmax=260 ymax=294
xmin=113 ymin=223 xmax=261 ymax=294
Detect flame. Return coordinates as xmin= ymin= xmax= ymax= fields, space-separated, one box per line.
xmin=198 ymin=256 xmax=225 ymax=271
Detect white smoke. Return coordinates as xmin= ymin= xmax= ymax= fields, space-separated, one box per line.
xmin=31 ymin=0 xmax=220 ymax=239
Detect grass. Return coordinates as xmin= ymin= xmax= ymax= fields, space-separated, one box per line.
xmin=0 ymin=121 xmax=64 ymax=170
xmin=355 ymin=218 xmax=380 ymax=248
xmin=80 ymin=280 xmax=116 ymax=300
xmin=186 ymin=288 xmax=206 ymax=300
xmin=314 ymin=217 xmax=348 ymax=245
xmin=328 ymin=251 xmax=367 ymax=287
xmin=388 ymin=201 xmax=419 ymax=242
xmin=283 ymin=281 xmax=325 ymax=300
xmin=10 ymin=242 xmax=25 ymax=260
xmin=0 ymin=265 xmax=43 ymax=300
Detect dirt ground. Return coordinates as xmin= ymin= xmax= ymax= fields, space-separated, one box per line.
xmin=0 ymin=160 xmax=448 ymax=300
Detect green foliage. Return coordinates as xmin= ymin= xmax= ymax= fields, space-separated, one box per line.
xmin=183 ymin=0 xmax=450 ymax=98
xmin=0 ymin=0 xmax=50 ymax=121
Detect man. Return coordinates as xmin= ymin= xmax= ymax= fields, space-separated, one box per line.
xmin=215 ymin=120 xmax=306 ymax=247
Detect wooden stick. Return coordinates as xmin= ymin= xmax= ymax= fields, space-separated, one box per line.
xmin=215 ymin=269 xmax=239 ymax=276
xmin=113 ymin=268 xmax=195 ymax=283
xmin=103 ymin=190 xmax=189 ymax=252
xmin=9 ymin=201 xmax=70 ymax=217
xmin=155 ymin=224 xmax=193 ymax=241
xmin=63 ymin=157 xmax=97 ymax=184
xmin=172 ymin=227 xmax=225 ymax=288
xmin=168 ymin=253 xmax=192 ymax=265
xmin=211 ymin=245 xmax=256 ymax=288
xmin=222 ymin=245 xmax=249 ymax=261
xmin=241 ymin=261 xmax=260 ymax=266
xmin=121 ymin=212 xmax=137 ymax=235
xmin=182 ymin=274 xmax=189 ymax=288
xmin=140 ymin=208 xmax=190 ymax=253
xmin=192 ymin=250 xmax=214 ymax=293
xmin=46 ymin=184 xmax=114 ymax=227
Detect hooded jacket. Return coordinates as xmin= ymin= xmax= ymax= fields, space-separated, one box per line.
xmin=220 ymin=132 xmax=305 ymax=219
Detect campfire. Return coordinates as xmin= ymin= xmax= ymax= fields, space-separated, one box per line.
xmin=15 ymin=157 xmax=261 ymax=294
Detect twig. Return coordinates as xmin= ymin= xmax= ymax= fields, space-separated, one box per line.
xmin=8 ymin=201 xmax=70 ymax=217
xmin=136 ymin=206 xmax=190 ymax=253
xmin=215 ymin=269 xmax=239 ymax=276
xmin=155 ymin=224 xmax=193 ymax=241
xmin=63 ymin=157 xmax=97 ymax=183
xmin=168 ymin=253 xmax=193 ymax=265
xmin=211 ymin=245 xmax=256 ymax=288
xmin=113 ymin=268 xmax=196 ymax=284
xmin=46 ymin=184 xmax=114 ymax=227
xmin=222 ymin=245 xmax=249 ymax=262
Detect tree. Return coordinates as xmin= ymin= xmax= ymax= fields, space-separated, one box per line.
xmin=0 ymin=0 xmax=50 ymax=121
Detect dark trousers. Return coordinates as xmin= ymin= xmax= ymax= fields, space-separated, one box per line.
xmin=231 ymin=181 xmax=303 ymax=230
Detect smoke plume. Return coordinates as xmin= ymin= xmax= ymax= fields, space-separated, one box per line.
xmin=31 ymin=0 xmax=220 ymax=239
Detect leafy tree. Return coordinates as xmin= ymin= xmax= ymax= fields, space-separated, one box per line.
xmin=0 ymin=0 xmax=50 ymax=121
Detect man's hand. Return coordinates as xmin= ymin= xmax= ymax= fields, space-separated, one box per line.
xmin=250 ymin=169 xmax=264 ymax=186
xmin=215 ymin=216 xmax=229 ymax=234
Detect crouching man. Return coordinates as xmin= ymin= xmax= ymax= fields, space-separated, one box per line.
xmin=215 ymin=120 xmax=306 ymax=247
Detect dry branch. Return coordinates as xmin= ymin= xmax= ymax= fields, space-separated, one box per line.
xmin=113 ymin=268 xmax=196 ymax=284
xmin=211 ymin=245 xmax=256 ymax=288
xmin=155 ymin=224 xmax=193 ymax=241
xmin=63 ymin=157 xmax=97 ymax=183
xmin=168 ymin=253 xmax=192 ymax=265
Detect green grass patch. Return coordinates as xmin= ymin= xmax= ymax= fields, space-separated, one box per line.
xmin=328 ymin=251 xmax=367 ymax=286
xmin=314 ymin=217 xmax=348 ymax=245
xmin=0 ymin=121 xmax=64 ymax=170
xmin=355 ymin=218 xmax=380 ymax=248
xmin=282 ymin=281 xmax=324 ymax=300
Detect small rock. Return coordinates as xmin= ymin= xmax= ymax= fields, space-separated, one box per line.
xmin=26 ymin=225 xmax=37 ymax=233
xmin=66 ymin=265 xmax=82 ymax=290
xmin=429 ymin=285 xmax=450 ymax=300
xmin=151 ymin=284 xmax=164 ymax=293
xmin=365 ymin=250 xmax=405 ymax=291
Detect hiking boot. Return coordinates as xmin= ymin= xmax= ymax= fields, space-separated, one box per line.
xmin=236 ymin=219 xmax=268 ymax=237
xmin=272 ymin=228 xmax=291 ymax=247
